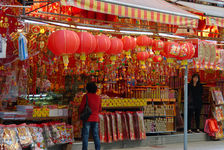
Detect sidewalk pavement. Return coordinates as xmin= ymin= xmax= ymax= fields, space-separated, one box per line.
xmin=112 ymin=141 xmax=224 ymax=150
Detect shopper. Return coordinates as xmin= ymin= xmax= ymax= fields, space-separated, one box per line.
xmin=79 ymin=82 xmax=101 ymax=150
xmin=188 ymin=74 xmax=203 ymax=133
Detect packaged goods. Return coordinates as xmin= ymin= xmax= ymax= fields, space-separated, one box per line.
xmin=134 ymin=111 xmax=146 ymax=140
xmin=115 ymin=111 xmax=123 ymax=140
xmin=126 ymin=112 xmax=135 ymax=140
xmin=99 ymin=113 xmax=106 ymax=142
xmin=3 ymin=124 xmax=22 ymax=150
xmin=42 ymin=123 xmax=54 ymax=147
xmin=109 ymin=113 xmax=117 ymax=141
xmin=16 ymin=123 xmax=33 ymax=148
xmin=66 ymin=125 xmax=74 ymax=143
xmin=28 ymin=124 xmax=46 ymax=150
xmin=105 ymin=114 xmax=112 ymax=143
xmin=51 ymin=123 xmax=67 ymax=144
xmin=121 ymin=112 xmax=128 ymax=140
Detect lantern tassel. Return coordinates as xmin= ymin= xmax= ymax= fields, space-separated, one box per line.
xmin=63 ymin=55 xmax=69 ymax=69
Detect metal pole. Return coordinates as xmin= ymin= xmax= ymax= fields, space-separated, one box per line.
xmin=184 ymin=64 xmax=188 ymax=150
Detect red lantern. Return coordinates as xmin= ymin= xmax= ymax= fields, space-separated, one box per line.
xmin=164 ymin=42 xmax=180 ymax=58
xmin=153 ymin=55 xmax=163 ymax=62
xmin=94 ymin=34 xmax=111 ymax=62
xmin=107 ymin=38 xmax=123 ymax=55
xmin=152 ymin=40 xmax=164 ymax=55
xmin=197 ymin=19 xmax=206 ymax=31
xmin=48 ymin=30 xmax=80 ymax=55
xmin=48 ymin=30 xmax=80 ymax=69
xmin=107 ymin=38 xmax=123 ymax=65
xmin=178 ymin=43 xmax=193 ymax=60
xmin=137 ymin=35 xmax=149 ymax=51
xmin=94 ymin=34 xmax=111 ymax=53
xmin=187 ymin=43 xmax=195 ymax=59
xmin=122 ymin=36 xmax=136 ymax=58
xmin=137 ymin=52 xmax=149 ymax=60
xmin=77 ymin=32 xmax=96 ymax=54
xmin=77 ymin=32 xmax=96 ymax=61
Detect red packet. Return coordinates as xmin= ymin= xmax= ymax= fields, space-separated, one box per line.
xmin=126 ymin=112 xmax=135 ymax=140
xmin=115 ymin=111 xmax=123 ymax=140
xmin=109 ymin=113 xmax=117 ymax=141
xmin=99 ymin=113 xmax=106 ymax=143
xmin=105 ymin=114 xmax=112 ymax=143
xmin=135 ymin=111 xmax=146 ymax=140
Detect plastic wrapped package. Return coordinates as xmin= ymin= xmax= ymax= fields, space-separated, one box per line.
xmin=42 ymin=123 xmax=54 ymax=147
xmin=2 ymin=124 xmax=22 ymax=150
xmin=16 ymin=123 xmax=33 ymax=148
xmin=126 ymin=112 xmax=135 ymax=140
xmin=65 ymin=125 xmax=74 ymax=143
xmin=0 ymin=126 xmax=3 ymax=150
xmin=121 ymin=112 xmax=128 ymax=140
xmin=105 ymin=114 xmax=112 ymax=143
xmin=109 ymin=113 xmax=117 ymax=141
xmin=28 ymin=124 xmax=46 ymax=150
xmin=134 ymin=111 xmax=146 ymax=140
xmin=99 ymin=113 xmax=106 ymax=143
xmin=51 ymin=123 xmax=67 ymax=144
xmin=115 ymin=111 xmax=123 ymax=140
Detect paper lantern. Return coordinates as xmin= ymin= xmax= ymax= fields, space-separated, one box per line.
xmin=137 ymin=51 xmax=149 ymax=68
xmin=153 ymin=55 xmax=163 ymax=63
xmin=94 ymin=34 xmax=111 ymax=62
xmin=136 ymin=35 xmax=149 ymax=51
xmin=48 ymin=30 xmax=80 ymax=69
xmin=152 ymin=40 xmax=164 ymax=55
xmin=77 ymin=32 xmax=96 ymax=61
xmin=107 ymin=38 xmax=123 ymax=64
xmin=178 ymin=42 xmax=195 ymax=60
xmin=164 ymin=42 xmax=180 ymax=58
xmin=122 ymin=36 xmax=136 ymax=58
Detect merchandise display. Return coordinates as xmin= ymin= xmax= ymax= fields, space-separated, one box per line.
xmin=0 ymin=123 xmax=74 ymax=150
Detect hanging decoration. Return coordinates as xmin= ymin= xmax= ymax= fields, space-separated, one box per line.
xmin=48 ymin=30 xmax=80 ymax=69
xmin=137 ymin=51 xmax=149 ymax=68
xmin=18 ymin=33 xmax=28 ymax=61
xmin=136 ymin=35 xmax=150 ymax=51
xmin=77 ymin=32 xmax=96 ymax=62
xmin=153 ymin=55 xmax=163 ymax=63
xmin=107 ymin=37 xmax=123 ymax=65
xmin=152 ymin=39 xmax=164 ymax=55
xmin=94 ymin=34 xmax=111 ymax=63
xmin=122 ymin=36 xmax=136 ymax=58
xmin=164 ymin=41 xmax=180 ymax=64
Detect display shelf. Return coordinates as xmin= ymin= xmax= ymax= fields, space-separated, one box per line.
xmin=146 ymin=131 xmax=176 ymax=134
xmin=144 ymin=116 xmax=175 ymax=118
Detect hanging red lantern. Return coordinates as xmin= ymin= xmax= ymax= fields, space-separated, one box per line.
xmin=77 ymin=32 xmax=96 ymax=61
xmin=137 ymin=51 xmax=149 ymax=68
xmin=136 ymin=35 xmax=149 ymax=51
xmin=107 ymin=37 xmax=123 ymax=64
xmin=178 ymin=42 xmax=194 ymax=60
xmin=94 ymin=34 xmax=111 ymax=62
xmin=187 ymin=43 xmax=196 ymax=59
xmin=152 ymin=39 xmax=164 ymax=55
xmin=153 ymin=55 xmax=163 ymax=63
xmin=164 ymin=41 xmax=180 ymax=58
xmin=48 ymin=30 xmax=80 ymax=69
xmin=122 ymin=36 xmax=136 ymax=58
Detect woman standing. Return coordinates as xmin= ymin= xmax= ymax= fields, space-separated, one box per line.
xmin=79 ymin=82 xmax=101 ymax=150
xmin=188 ymin=74 xmax=203 ymax=133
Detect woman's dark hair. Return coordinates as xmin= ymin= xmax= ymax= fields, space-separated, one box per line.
xmin=190 ymin=73 xmax=201 ymax=85
xmin=86 ymin=82 xmax=97 ymax=93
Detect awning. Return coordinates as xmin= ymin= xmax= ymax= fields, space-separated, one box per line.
xmin=177 ymin=1 xmax=224 ymax=27
xmin=60 ymin=0 xmax=199 ymax=28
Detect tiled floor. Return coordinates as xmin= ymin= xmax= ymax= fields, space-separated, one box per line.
xmin=112 ymin=141 xmax=224 ymax=150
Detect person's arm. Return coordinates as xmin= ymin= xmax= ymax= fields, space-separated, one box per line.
xmin=99 ymin=97 xmax=102 ymax=112
xmin=79 ymin=95 xmax=86 ymax=114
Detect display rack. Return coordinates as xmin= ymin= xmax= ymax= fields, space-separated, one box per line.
xmin=210 ymin=87 xmax=224 ymax=139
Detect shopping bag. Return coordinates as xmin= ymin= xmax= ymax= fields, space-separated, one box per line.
xmin=209 ymin=119 xmax=218 ymax=133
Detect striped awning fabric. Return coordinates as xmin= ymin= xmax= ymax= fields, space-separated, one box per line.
xmin=206 ymin=17 xmax=224 ymax=27
xmin=61 ymin=0 xmax=199 ymax=28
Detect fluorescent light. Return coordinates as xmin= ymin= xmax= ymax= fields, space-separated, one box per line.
xmin=76 ymin=26 xmax=115 ymax=32
xmin=24 ymin=19 xmax=47 ymax=25
xmin=48 ymin=21 xmax=70 ymax=27
xmin=120 ymin=30 xmax=153 ymax=35
xmin=158 ymin=33 xmax=185 ymax=39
